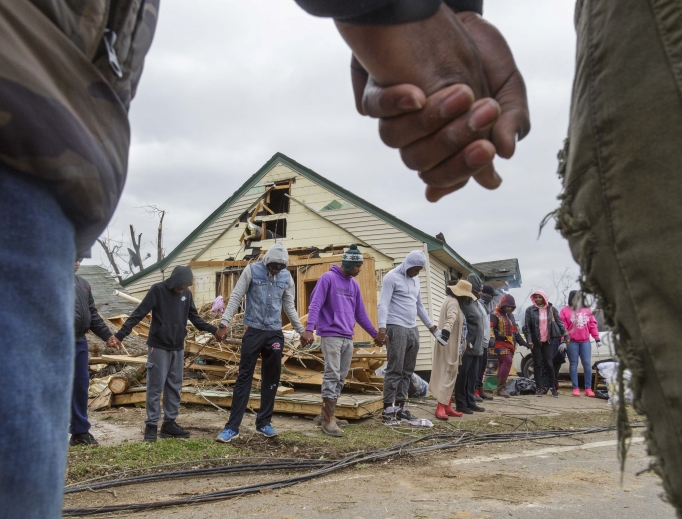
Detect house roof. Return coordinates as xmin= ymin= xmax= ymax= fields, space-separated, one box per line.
xmin=122 ymin=152 xmax=519 ymax=287
xmin=471 ymin=258 xmax=522 ymax=288
xmin=78 ymin=265 xmax=138 ymax=317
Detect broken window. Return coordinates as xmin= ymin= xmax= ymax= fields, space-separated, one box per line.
xmin=320 ymin=199 xmax=352 ymax=211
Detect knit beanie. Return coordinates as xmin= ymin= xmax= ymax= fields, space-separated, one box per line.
xmin=341 ymin=244 xmax=364 ymax=271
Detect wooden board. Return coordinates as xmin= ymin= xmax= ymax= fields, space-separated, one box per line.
xmin=112 ymin=388 xmax=382 ymax=419
xmin=185 ymin=341 xmax=240 ymax=363
xmin=89 ymin=387 xmax=112 ymax=411
xmin=101 ymin=355 xmax=148 ymax=365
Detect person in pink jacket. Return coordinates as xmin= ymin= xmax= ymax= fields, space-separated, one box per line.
xmin=560 ymin=291 xmax=601 ymax=397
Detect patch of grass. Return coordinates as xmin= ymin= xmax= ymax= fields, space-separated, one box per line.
xmin=67 ymin=409 xmax=644 ymax=485
xmin=67 ymin=439 xmax=242 ymax=485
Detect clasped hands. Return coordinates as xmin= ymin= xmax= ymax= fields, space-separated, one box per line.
xmin=338 ymin=6 xmax=530 ymax=201
xmin=106 ymin=336 xmax=122 ymax=350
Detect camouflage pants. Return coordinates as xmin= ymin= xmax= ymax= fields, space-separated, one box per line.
xmin=558 ymin=0 xmax=682 ymax=509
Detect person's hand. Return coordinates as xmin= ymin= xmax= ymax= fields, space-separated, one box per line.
xmin=528 ymin=342 xmax=534 ymax=349
xmin=373 ymin=334 xmax=386 ymax=346
xmin=375 ymin=329 xmax=387 ymax=346
xmin=558 ymin=343 xmax=567 ymax=354
xmin=351 ymin=11 xmax=529 ymax=202
xmin=106 ymin=336 xmax=122 ymax=350
xmin=595 ymin=339 xmax=601 ymax=348
xmin=429 ymin=325 xmax=438 ymax=335
xmin=300 ymin=331 xmax=315 ymax=347
xmin=215 ymin=327 xmax=228 ymax=341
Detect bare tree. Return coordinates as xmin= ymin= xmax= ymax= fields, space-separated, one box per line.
xmin=141 ymin=204 xmax=166 ymax=262
xmin=127 ymin=224 xmax=154 ymax=273
xmin=547 ymin=267 xmax=575 ymax=307
xmin=97 ymin=230 xmax=124 ymax=284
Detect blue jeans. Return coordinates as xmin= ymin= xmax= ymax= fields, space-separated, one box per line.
xmin=0 ymin=166 xmax=75 ymax=519
xmin=567 ymin=341 xmax=592 ymax=389
xmin=70 ymin=337 xmax=91 ymax=435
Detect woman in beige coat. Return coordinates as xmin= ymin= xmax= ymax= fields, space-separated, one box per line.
xmin=430 ymin=279 xmax=477 ymax=420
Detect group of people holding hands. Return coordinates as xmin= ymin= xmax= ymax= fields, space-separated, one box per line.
xmin=70 ymin=245 xmax=602 ymax=446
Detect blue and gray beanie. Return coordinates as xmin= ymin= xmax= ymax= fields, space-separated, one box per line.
xmin=341 ymin=244 xmax=364 ymax=271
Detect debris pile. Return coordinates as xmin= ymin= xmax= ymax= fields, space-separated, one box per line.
xmin=87 ymin=306 xmax=386 ymax=418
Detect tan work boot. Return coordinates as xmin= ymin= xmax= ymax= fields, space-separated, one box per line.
xmin=321 ymin=397 xmax=343 ymax=437
xmin=313 ymin=414 xmax=349 ymax=427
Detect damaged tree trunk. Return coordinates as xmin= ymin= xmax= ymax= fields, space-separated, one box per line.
xmin=108 ymin=364 xmax=146 ymax=394
xmin=87 ymin=320 xmax=148 ymax=357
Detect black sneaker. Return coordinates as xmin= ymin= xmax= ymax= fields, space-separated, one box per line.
xmin=474 ymin=394 xmax=484 ymax=402
xmin=550 ymin=388 xmax=559 ymax=398
xmin=144 ymin=424 xmax=158 ymax=442
xmin=396 ymin=407 xmax=417 ymax=422
xmin=469 ymin=405 xmax=485 ymax=412
xmin=382 ymin=408 xmax=399 ymax=425
xmin=457 ymin=407 xmax=474 ymax=415
xmin=160 ymin=420 xmax=191 ymax=438
xmin=69 ymin=432 xmax=98 ymax=447
xmin=535 ymin=388 xmax=543 ymax=397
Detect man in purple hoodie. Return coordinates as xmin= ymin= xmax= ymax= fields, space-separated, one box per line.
xmin=301 ymin=245 xmax=380 ymax=437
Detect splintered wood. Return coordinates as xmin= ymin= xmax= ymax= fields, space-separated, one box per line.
xmin=86 ymin=307 xmax=386 ymax=418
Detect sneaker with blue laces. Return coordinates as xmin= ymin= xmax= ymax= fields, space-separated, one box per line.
xmin=216 ymin=428 xmax=239 ymax=443
xmin=256 ymin=424 xmax=278 ymax=437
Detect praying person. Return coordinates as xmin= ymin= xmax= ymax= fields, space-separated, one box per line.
xmin=216 ymin=244 xmax=311 ymax=443
xmin=115 ymin=266 xmax=224 ymax=442
xmin=490 ymin=295 xmax=528 ymax=398
xmin=302 ymin=245 xmax=380 ymax=437
xmin=376 ymin=251 xmax=438 ymax=424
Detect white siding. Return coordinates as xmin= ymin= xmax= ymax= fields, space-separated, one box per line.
xmin=124 ymin=192 xmax=262 ymax=295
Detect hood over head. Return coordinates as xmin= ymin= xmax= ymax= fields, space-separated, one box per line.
xmin=262 ymin=243 xmax=289 ymax=268
xmin=530 ymin=288 xmax=550 ymax=308
xmin=397 ymin=250 xmax=426 ymax=276
xmin=467 ymin=274 xmax=483 ymax=295
xmin=498 ymin=294 xmax=516 ymax=310
xmin=165 ymin=266 xmax=194 ymax=289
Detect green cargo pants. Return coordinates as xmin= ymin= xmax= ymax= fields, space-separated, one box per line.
xmin=557 ymin=0 xmax=682 ymax=510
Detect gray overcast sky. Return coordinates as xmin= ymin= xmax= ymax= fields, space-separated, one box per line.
xmin=89 ymin=0 xmax=579 ymax=312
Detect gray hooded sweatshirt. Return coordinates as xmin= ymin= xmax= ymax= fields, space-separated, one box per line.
xmin=378 ymin=250 xmax=434 ymax=329
xmin=220 ymin=243 xmax=304 ymax=334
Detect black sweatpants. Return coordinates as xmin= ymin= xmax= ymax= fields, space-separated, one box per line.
xmin=532 ymin=341 xmax=555 ymax=391
xmin=475 ymin=348 xmax=488 ymax=390
xmin=455 ymin=355 xmax=479 ymax=410
xmin=225 ymin=328 xmax=283 ymax=433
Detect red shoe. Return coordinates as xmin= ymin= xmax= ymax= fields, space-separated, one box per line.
xmin=585 ymin=388 xmax=596 ymax=398
xmin=435 ymin=403 xmax=449 ymax=420
xmin=445 ymin=398 xmax=463 ymax=417
xmin=572 ymin=388 xmax=580 ymax=397
xmin=474 ymin=390 xmax=480 ymax=397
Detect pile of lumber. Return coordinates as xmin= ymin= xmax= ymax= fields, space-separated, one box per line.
xmin=87 ymin=304 xmax=386 ymax=416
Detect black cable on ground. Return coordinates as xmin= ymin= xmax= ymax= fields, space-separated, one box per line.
xmin=63 ymin=424 xmax=643 ymax=517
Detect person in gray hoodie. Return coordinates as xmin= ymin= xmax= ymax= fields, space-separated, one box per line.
xmin=455 ymin=274 xmax=487 ymax=414
xmin=377 ymin=250 xmax=438 ymax=423
xmin=216 ymin=244 xmax=310 ymax=443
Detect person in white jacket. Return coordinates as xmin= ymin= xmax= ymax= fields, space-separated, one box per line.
xmin=377 ymin=250 xmax=437 ymax=424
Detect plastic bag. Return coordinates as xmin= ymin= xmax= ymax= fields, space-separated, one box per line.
xmin=597 ymin=361 xmax=633 ymax=406
xmin=505 ymin=377 xmax=536 ymax=396
xmin=408 ymin=372 xmax=429 ymax=397
xmin=211 ymin=295 xmax=225 ymax=315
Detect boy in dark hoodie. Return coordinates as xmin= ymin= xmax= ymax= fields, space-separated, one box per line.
xmin=115 ymin=266 xmax=224 ymax=442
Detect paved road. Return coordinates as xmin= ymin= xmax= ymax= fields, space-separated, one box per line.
xmin=82 ymin=430 xmax=674 ymax=519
